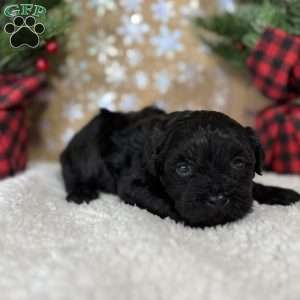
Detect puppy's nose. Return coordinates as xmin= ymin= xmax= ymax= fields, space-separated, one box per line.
xmin=207 ymin=194 xmax=228 ymax=207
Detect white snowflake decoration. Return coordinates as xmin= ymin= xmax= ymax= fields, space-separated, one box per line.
xmin=67 ymin=32 xmax=81 ymax=50
xmin=177 ymin=102 xmax=203 ymax=111
xmin=61 ymin=128 xmax=76 ymax=145
xmin=213 ymin=93 xmax=227 ymax=110
xmin=134 ymin=71 xmax=149 ymax=89
xmin=105 ymin=61 xmax=127 ymax=85
xmin=151 ymin=26 xmax=183 ymax=58
xmin=118 ymin=15 xmax=150 ymax=45
xmin=65 ymin=0 xmax=82 ymax=16
xmin=88 ymin=0 xmax=116 ymax=16
xmin=154 ymin=70 xmax=172 ymax=94
xmin=120 ymin=0 xmax=143 ymax=12
xmin=180 ymin=0 xmax=204 ymax=25
xmin=210 ymin=68 xmax=229 ymax=111
xmin=151 ymin=0 xmax=175 ymax=23
xmin=63 ymin=102 xmax=84 ymax=121
xmin=87 ymin=90 xmax=118 ymax=111
xmin=217 ymin=0 xmax=236 ymax=13
xmin=61 ymin=58 xmax=91 ymax=86
xmin=87 ymin=32 xmax=118 ymax=64
xmin=177 ymin=62 xmax=204 ymax=87
xmin=154 ymin=99 xmax=169 ymax=110
xmin=126 ymin=49 xmax=143 ymax=67
xmin=119 ymin=94 xmax=139 ymax=111
xmin=98 ymin=92 xmax=118 ymax=110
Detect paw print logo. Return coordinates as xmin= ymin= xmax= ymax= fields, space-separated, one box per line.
xmin=4 ymin=16 xmax=45 ymax=48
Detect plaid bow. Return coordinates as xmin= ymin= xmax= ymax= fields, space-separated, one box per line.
xmin=247 ymin=27 xmax=300 ymax=103
xmin=256 ymin=104 xmax=300 ymax=174
xmin=0 ymin=74 xmax=45 ymax=178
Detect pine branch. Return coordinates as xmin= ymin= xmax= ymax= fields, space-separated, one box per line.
xmin=193 ymin=0 xmax=300 ymax=68
xmin=202 ymin=37 xmax=249 ymax=69
xmin=194 ymin=13 xmax=249 ymax=42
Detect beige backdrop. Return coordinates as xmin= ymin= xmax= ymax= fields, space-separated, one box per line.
xmin=29 ymin=0 xmax=269 ymax=161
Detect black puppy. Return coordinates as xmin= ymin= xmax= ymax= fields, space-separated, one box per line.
xmin=60 ymin=107 xmax=300 ymax=227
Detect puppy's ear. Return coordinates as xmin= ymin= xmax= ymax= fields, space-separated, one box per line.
xmin=245 ymin=127 xmax=264 ymax=175
xmin=144 ymin=124 xmax=166 ymax=176
xmin=144 ymin=112 xmax=192 ymax=176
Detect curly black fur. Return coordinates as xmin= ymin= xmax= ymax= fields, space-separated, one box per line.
xmin=60 ymin=107 xmax=300 ymax=227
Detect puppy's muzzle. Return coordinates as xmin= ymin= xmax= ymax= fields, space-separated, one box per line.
xmin=206 ymin=194 xmax=229 ymax=208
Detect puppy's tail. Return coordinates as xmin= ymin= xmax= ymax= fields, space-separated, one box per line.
xmin=253 ymin=182 xmax=300 ymax=205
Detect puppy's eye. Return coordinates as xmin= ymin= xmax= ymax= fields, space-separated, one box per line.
xmin=176 ymin=163 xmax=192 ymax=177
xmin=231 ymin=157 xmax=246 ymax=169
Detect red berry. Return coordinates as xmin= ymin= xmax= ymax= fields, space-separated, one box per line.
xmin=46 ymin=40 xmax=58 ymax=54
xmin=235 ymin=42 xmax=245 ymax=51
xmin=36 ymin=57 xmax=49 ymax=72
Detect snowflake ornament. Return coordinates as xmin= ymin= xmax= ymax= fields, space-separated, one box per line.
xmin=126 ymin=49 xmax=143 ymax=67
xmin=217 ymin=0 xmax=236 ymax=13
xmin=88 ymin=0 xmax=116 ymax=16
xmin=105 ymin=61 xmax=127 ymax=85
xmin=154 ymin=70 xmax=172 ymax=94
xmin=87 ymin=32 xmax=118 ymax=64
xmin=65 ymin=0 xmax=82 ymax=16
xmin=119 ymin=94 xmax=139 ymax=111
xmin=61 ymin=128 xmax=76 ymax=145
xmin=151 ymin=26 xmax=183 ymax=58
xmin=180 ymin=0 xmax=204 ymax=25
xmin=60 ymin=58 xmax=91 ymax=87
xmin=177 ymin=62 xmax=204 ymax=87
xmin=210 ymin=68 xmax=229 ymax=111
xmin=87 ymin=90 xmax=118 ymax=111
xmin=98 ymin=92 xmax=118 ymax=110
xmin=67 ymin=32 xmax=81 ymax=50
xmin=120 ymin=0 xmax=143 ymax=12
xmin=118 ymin=15 xmax=150 ymax=45
xmin=63 ymin=102 xmax=84 ymax=121
xmin=151 ymin=0 xmax=175 ymax=23
xmin=154 ymin=99 xmax=169 ymax=110
xmin=211 ymin=93 xmax=227 ymax=111
xmin=177 ymin=102 xmax=203 ymax=111
xmin=134 ymin=71 xmax=149 ymax=89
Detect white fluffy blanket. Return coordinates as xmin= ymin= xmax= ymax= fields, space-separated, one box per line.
xmin=1 ymin=163 xmax=300 ymax=300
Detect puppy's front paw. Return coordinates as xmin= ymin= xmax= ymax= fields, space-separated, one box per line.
xmin=66 ymin=189 xmax=98 ymax=204
xmin=265 ymin=187 xmax=300 ymax=206
xmin=272 ymin=188 xmax=300 ymax=206
xmin=253 ymin=183 xmax=300 ymax=206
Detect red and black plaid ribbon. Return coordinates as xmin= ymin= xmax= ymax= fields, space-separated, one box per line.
xmin=256 ymin=104 xmax=300 ymax=174
xmin=247 ymin=27 xmax=300 ymax=103
xmin=0 ymin=74 xmax=45 ymax=178
xmin=247 ymin=28 xmax=300 ymax=173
